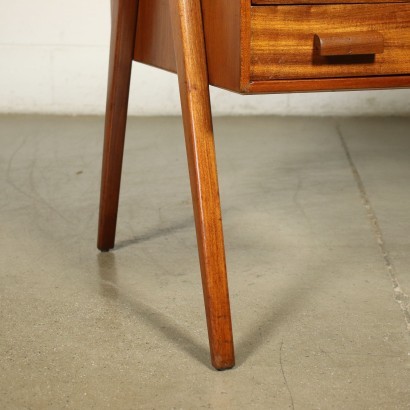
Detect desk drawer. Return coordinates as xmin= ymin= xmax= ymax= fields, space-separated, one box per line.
xmin=135 ymin=0 xmax=410 ymax=93
xmin=251 ymin=4 xmax=410 ymax=81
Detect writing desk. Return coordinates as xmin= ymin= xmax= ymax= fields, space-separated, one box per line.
xmin=97 ymin=0 xmax=410 ymax=370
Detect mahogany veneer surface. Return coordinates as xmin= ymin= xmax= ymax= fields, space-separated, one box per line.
xmin=134 ymin=0 xmax=410 ymax=93
xmin=251 ymin=4 xmax=410 ymax=81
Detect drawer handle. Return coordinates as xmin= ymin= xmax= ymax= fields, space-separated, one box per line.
xmin=314 ymin=31 xmax=385 ymax=56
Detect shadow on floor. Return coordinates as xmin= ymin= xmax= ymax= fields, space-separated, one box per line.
xmin=97 ymin=240 xmax=327 ymax=370
xmin=97 ymin=252 xmax=211 ymax=369
xmin=114 ymin=218 xmax=194 ymax=250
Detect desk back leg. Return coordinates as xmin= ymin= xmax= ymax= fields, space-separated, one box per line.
xmin=169 ymin=0 xmax=235 ymax=370
xmin=98 ymin=0 xmax=139 ymax=251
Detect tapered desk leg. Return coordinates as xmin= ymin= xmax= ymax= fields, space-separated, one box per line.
xmin=169 ymin=0 xmax=235 ymax=370
xmin=98 ymin=0 xmax=139 ymax=251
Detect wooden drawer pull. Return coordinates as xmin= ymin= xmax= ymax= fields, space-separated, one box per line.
xmin=314 ymin=31 xmax=385 ymax=56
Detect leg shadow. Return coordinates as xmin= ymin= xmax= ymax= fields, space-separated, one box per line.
xmin=235 ymin=261 xmax=330 ymax=367
xmin=97 ymin=252 xmax=211 ymax=368
xmin=114 ymin=217 xmax=194 ymax=250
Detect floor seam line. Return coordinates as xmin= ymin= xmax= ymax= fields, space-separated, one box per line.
xmin=280 ymin=339 xmax=295 ymax=410
xmin=336 ymin=122 xmax=410 ymax=331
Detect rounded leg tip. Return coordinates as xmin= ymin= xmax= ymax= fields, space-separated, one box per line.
xmin=97 ymin=242 xmax=114 ymax=253
xmin=212 ymin=356 xmax=235 ymax=371
xmin=216 ymin=364 xmax=235 ymax=371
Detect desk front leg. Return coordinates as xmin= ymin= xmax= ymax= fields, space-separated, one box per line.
xmin=169 ymin=0 xmax=235 ymax=370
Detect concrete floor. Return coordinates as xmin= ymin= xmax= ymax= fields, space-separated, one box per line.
xmin=1 ymin=115 xmax=410 ymax=409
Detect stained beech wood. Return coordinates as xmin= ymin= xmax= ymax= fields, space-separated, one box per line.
xmin=134 ymin=0 xmax=176 ymax=73
xmin=169 ymin=0 xmax=235 ymax=370
xmin=98 ymin=0 xmax=410 ymax=371
xmin=247 ymin=75 xmax=410 ymax=93
xmin=200 ymin=0 xmax=247 ymax=92
xmin=133 ymin=1 xmax=410 ymax=94
xmin=98 ymin=0 xmax=139 ymax=251
xmin=134 ymin=0 xmax=248 ymax=93
xmin=314 ymin=32 xmax=385 ymax=57
xmin=251 ymin=4 xmax=410 ymax=81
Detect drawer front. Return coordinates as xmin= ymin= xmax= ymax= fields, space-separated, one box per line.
xmin=251 ymin=4 xmax=410 ymax=81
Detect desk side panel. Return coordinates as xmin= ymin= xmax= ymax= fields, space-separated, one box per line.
xmin=134 ymin=0 xmax=246 ymax=92
xmin=134 ymin=0 xmax=177 ymax=74
xmin=201 ymin=0 xmax=247 ymax=92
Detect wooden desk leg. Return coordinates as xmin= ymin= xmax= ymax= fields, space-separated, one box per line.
xmin=98 ymin=0 xmax=139 ymax=251
xmin=169 ymin=0 xmax=235 ymax=370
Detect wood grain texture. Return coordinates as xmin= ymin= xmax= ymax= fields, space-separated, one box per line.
xmin=169 ymin=0 xmax=235 ymax=370
xmin=247 ymin=75 xmax=410 ymax=93
xmin=251 ymin=4 xmax=410 ymax=81
xmin=134 ymin=0 xmax=250 ymax=92
xmin=134 ymin=0 xmax=176 ymax=73
xmin=134 ymin=0 xmax=410 ymax=93
xmin=98 ymin=0 xmax=139 ymax=251
xmin=201 ymin=0 xmax=248 ymax=92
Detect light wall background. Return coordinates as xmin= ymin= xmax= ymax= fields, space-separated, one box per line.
xmin=1 ymin=0 xmax=409 ymax=116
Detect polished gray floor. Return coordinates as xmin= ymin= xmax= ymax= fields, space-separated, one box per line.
xmin=1 ymin=115 xmax=410 ymax=409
